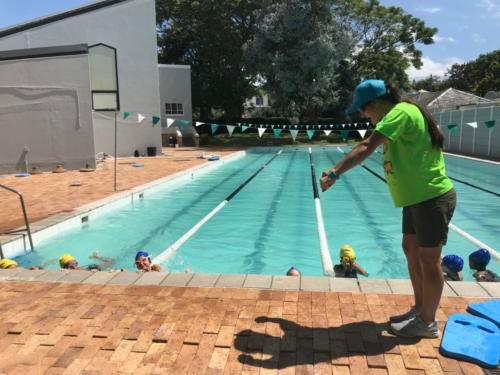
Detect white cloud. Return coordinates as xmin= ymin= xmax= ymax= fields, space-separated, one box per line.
xmin=472 ymin=33 xmax=486 ymax=43
xmin=407 ymin=57 xmax=464 ymax=80
xmin=477 ymin=0 xmax=500 ymax=18
xmin=416 ymin=7 xmax=441 ymax=13
xmin=433 ymin=36 xmax=455 ymax=43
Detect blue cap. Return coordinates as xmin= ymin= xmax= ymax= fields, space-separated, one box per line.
xmin=442 ymin=255 xmax=464 ymax=273
xmin=469 ymin=248 xmax=491 ymax=268
xmin=346 ymin=79 xmax=387 ymax=114
xmin=135 ymin=250 xmax=150 ymax=260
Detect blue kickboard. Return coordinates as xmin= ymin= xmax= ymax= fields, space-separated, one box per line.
xmin=467 ymin=299 xmax=500 ymax=328
xmin=440 ymin=313 xmax=500 ymax=368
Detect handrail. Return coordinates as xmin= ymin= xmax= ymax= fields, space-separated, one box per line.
xmin=0 ymin=183 xmax=35 ymax=254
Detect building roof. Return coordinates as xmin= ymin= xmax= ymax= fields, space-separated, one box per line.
xmin=0 ymin=44 xmax=88 ymax=61
xmin=406 ymin=88 xmax=493 ymax=111
xmin=0 ymin=0 xmax=129 ymax=39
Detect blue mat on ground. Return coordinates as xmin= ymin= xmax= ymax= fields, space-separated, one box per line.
xmin=440 ymin=313 xmax=500 ymax=368
xmin=467 ymin=299 xmax=500 ymax=328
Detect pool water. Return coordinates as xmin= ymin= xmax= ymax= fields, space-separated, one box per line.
xmin=16 ymin=147 xmax=500 ymax=280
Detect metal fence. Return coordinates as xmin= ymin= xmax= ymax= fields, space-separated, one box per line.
xmin=433 ymin=105 xmax=500 ymax=159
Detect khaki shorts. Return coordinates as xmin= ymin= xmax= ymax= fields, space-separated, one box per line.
xmin=402 ymin=189 xmax=456 ymax=247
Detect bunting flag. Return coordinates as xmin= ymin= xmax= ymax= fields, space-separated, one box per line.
xmin=342 ymin=124 xmax=346 ymax=128
xmin=137 ymin=114 xmax=145 ymax=123
xmin=323 ymin=130 xmax=332 ymax=136
xmin=306 ymin=130 xmax=315 ymax=140
xmin=353 ymin=123 xmax=358 ymax=128
xmin=357 ymin=129 xmax=367 ymax=138
xmin=485 ymin=120 xmax=496 ymax=129
xmin=195 ymin=121 xmax=205 ymax=127
xmin=257 ymin=127 xmax=266 ymax=138
xmin=271 ymin=125 xmax=275 ymax=129
xmin=273 ymin=128 xmax=282 ymax=138
xmin=226 ymin=125 xmax=236 ymax=136
xmin=290 ymin=129 xmax=299 ymax=142
xmin=179 ymin=120 xmax=190 ymax=128
xmin=166 ymin=118 xmax=175 ymax=128
xmin=241 ymin=125 xmax=249 ymax=132
xmin=466 ymin=122 xmax=477 ymax=128
xmin=340 ymin=130 xmax=349 ymax=141
xmin=152 ymin=116 xmax=160 ymax=126
xmin=123 ymin=112 xmax=131 ymax=120
xmin=447 ymin=123 xmax=458 ymax=134
xmin=211 ymin=124 xmax=219 ymax=135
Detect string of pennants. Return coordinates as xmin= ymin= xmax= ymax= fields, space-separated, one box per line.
xmin=445 ymin=120 xmax=496 ymax=134
xmin=193 ymin=121 xmax=374 ymax=141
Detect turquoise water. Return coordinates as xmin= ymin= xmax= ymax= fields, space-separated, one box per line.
xmin=15 ymin=147 xmax=500 ymax=280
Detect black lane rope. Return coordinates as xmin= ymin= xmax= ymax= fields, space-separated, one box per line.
xmin=153 ymin=150 xmax=282 ymax=264
xmin=448 ymin=176 xmax=500 ymax=197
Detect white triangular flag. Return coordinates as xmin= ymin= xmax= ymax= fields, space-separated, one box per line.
xmin=353 ymin=122 xmax=357 ymax=128
xmin=195 ymin=121 xmax=205 ymax=127
xmin=342 ymin=123 xmax=345 ymax=128
xmin=466 ymin=122 xmax=477 ymax=128
xmin=226 ymin=125 xmax=236 ymax=136
xmin=357 ymin=130 xmax=367 ymax=138
xmin=366 ymin=122 xmax=370 ymax=127
xmin=324 ymin=130 xmax=332 ymax=136
xmin=166 ymin=118 xmax=175 ymax=128
xmin=271 ymin=125 xmax=275 ymax=128
xmin=138 ymin=113 xmax=145 ymax=123
xmin=290 ymin=129 xmax=299 ymax=142
xmin=258 ymin=127 xmax=266 ymax=138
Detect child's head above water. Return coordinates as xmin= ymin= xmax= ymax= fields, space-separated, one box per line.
xmin=441 ymin=254 xmax=464 ymax=274
xmin=469 ymin=248 xmax=491 ymax=271
xmin=339 ymin=244 xmax=356 ymax=266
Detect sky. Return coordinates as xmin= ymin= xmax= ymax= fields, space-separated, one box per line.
xmin=0 ymin=0 xmax=499 ymax=80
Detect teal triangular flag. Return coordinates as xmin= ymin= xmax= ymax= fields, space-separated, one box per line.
xmin=179 ymin=119 xmax=190 ymax=128
xmin=447 ymin=123 xmax=458 ymax=134
xmin=273 ymin=129 xmax=282 ymax=138
xmin=123 ymin=112 xmax=131 ymax=120
xmin=485 ymin=120 xmax=496 ymax=129
xmin=211 ymin=124 xmax=219 ymax=135
xmin=241 ymin=125 xmax=248 ymax=132
xmin=152 ymin=116 xmax=160 ymax=126
xmin=340 ymin=130 xmax=349 ymax=140
xmin=306 ymin=130 xmax=315 ymax=140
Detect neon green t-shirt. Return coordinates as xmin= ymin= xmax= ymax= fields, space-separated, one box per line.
xmin=375 ymin=102 xmax=453 ymax=207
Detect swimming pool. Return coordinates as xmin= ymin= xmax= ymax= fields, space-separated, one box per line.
xmin=13 ymin=147 xmax=500 ymax=280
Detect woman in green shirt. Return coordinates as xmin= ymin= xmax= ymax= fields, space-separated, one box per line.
xmin=320 ymin=79 xmax=456 ymax=339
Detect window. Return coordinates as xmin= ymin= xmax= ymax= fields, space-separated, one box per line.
xmin=255 ymin=96 xmax=264 ymax=106
xmin=89 ymin=44 xmax=119 ymax=111
xmin=165 ymin=103 xmax=184 ymax=115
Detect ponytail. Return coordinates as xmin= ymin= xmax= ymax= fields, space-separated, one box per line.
xmin=379 ymin=85 xmax=444 ymax=150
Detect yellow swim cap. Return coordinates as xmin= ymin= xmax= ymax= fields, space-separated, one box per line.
xmin=59 ymin=254 xmax=76 ymax=268
xmin=0 ymin=258 xmax=18 ymax=269
xmin=340 ymin=244 xmax=356 ymax=262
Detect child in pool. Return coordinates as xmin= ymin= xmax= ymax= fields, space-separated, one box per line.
xmin=333 ymin=244 xmax=368 ymax=278
xmin=469 ymin=249 xmax=499 ymax=282
xmin=441 ymin=254 xmax=463 ymax=281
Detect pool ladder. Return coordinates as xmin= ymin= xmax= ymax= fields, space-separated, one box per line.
xmin=0 ymin=184 xmax=35 ymax=259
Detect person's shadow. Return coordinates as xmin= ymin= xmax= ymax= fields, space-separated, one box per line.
xmin=235 ymin=316 xmax=421 ymax=369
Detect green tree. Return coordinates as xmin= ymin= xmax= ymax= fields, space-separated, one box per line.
xmin=244 ymin=0 xmax=353 ymax=120
xmin=446 ymin=50 xmax=500 ymax=96
xmin=411 ymin=75 xmax=448 ymax=92
xmin=156 ymin=0 xmax=260 ymax=119
xmin=334 ymin=0 xmax=437 ymax=89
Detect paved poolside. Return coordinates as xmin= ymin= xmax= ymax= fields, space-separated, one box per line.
xmin=0 ymin=280 xmax=490 ymax=374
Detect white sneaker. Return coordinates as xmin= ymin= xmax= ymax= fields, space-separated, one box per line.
xmin=390 ymin=316 xmax=439 ymax=338
xmin=389 ymin=306 xmax=419 ymax=323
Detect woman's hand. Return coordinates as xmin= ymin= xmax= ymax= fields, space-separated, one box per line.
xmin=320 ymin=169 xmax=337 ymax=192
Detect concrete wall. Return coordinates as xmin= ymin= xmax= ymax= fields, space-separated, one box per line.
xmin=434 ymin=105 xmax=500 ymax=159
xmin=0 ymin=54 xmax=95 ymax=173
xmin=158 ymin=64 xmax=194 ymax=142
xmin=0 ymin=0 xmax=161 ymax=157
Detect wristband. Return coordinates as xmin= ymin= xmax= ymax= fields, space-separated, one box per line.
xmin=328 ymin=170 xmax=340 ymax=180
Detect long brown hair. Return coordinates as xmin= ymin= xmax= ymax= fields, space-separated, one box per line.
xmin=378 ymin=85 xmax=444 ymax=149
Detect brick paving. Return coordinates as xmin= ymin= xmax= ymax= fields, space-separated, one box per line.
xmin=0 ymin=282 xmax=489 ymax=374
xmin=0 ymin=147 xmax=240 ymax=234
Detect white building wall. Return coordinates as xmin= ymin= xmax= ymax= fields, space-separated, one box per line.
xmin=0 ymin=54 xmax=94 ymax=173
xmin=158 ymin=64 xmax=193 ymax=139
xmin=0 ymin=0 xmax=161 ymax=156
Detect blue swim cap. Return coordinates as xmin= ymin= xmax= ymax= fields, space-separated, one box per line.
xmin=135 ymin=250 xmax=149 ymax=260
xmin=442 ymin=255 xmax=464 ymax=273
xmin=469 ymin=248 xmax=491 ymax=268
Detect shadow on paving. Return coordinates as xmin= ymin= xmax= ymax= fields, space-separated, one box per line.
xmin=234 ymin=317 xmax=420 ymax=369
